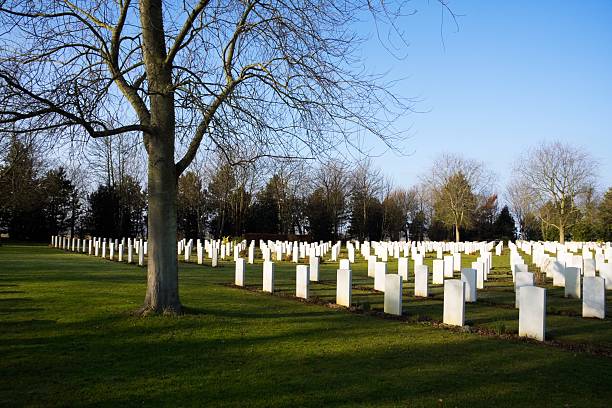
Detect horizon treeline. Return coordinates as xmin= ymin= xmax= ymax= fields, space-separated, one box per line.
xmin=1 ymin=136 xmax=610 ymax=243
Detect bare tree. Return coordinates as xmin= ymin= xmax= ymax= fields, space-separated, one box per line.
xmin=514 ymin=141 xmax=597 ymax=244
xmin=349 ymin=158 xmax=384 ymax=240
xmin=311 ymin=160 xmax=350 ymax=239
xmin=506 ymin=178 xmax=533 ymax=240
xmin=0 ymin=0 xmax=436 ymax=313
xmin=424 ymin=153 xmax=493 ymax=242
xmin=86 ymin=134 xmax=145 ymax=188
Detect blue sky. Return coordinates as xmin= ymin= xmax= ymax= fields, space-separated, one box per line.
xmin=358 ymin=0 xmax=612 ymax=195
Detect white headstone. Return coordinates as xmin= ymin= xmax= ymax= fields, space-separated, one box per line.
xmin=276 ymin=246 xmax=283 ymax=261
xmin=515 ymin=271 xmax=535 ymax=308
xmin=551 ymin=261 xmax=565 ymax=287
xmin=184 ymin=244 xmax=191 ymax=262
xmin=384 ymin=274 xmax=402 ymax=316
xmin=263 ymin=261 xmax=274 ymax=293
xmin=471 ymin=261 xmax=484 ymax=289
xmin=292 ymin=246 xmax=299 ymax=263
xmin=128 ymin=244 xmax=133 ymax=263
xmin=433 ymin=260 xmax=444 ymax=284
xmin=453 ymin=252 xmax=462 ymax=272
xmin=235 ymin=258 xmax=246 ymax=286
xmin=212 ymin=250 xmax=218 ymax=267
xmin=519 ymin=286 xmax=546 ymax=341
xmin=367 ymin=255 xmax=377 ymax=278
xmin=600 ymin=263 xmax=612 ymax=289
xmin=443 ymin=255 xmax=454 ymax=278
xmin=248 ymin=246 xmax=255 ymax=264
xmin=564 ymin=267 xmax=581 ymax=299
xmin=413 ymin=254 xmax=423 ymax=268
xmin=461 ymin=268 xmax=477 ymax=303
xmin=398 ymin=257 xmax=408 ymax=281
xmin=339 ymin=259 xmax=350 ymax=271
xmin=443 ymin=279 xmax=465 ymax=327
xmin=336 ymin=269 xmax=352 ymax=307
xmin=583 ymin=258 xmax=596 ymax=277
xmin=138 ymin=241 xmax=144 ymax=266
xmin=374 ymin=262 xmax=387 ymax=291
xmin=583 ymin=276 xmax=605 ymax=319
xmin=515 ymin=263 xmax=528 ymax=272
xmin=309 ymin=256 xmax=320 ymax=282
xmin=197 ymin=245 xmax=203 ymax=265
xmin=595 ymin=254 xmax=606 ymax=272
xmin=414 ymin=265 xmax=429 ymax=297
xmin=512 ymin=261 xmax=526 ymax=281
xmin=296 ymin=265 xmax=309 ymax=299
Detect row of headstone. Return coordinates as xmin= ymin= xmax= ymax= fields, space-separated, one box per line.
xmin=52 ymin=235 xmax=146 ymax=266
xmin=512 ymin=240 xmax=610 ymax=320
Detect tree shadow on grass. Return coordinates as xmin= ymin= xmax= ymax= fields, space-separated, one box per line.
xmin=182 ymin=306 xmax=337 ymax=320
xmin=56 ymin=326 xmax=612 ymax=407
xmin=0 ymin=307 xmax=45 ymax=314
xmin=0 ymin=297 xmax=31 ymax=302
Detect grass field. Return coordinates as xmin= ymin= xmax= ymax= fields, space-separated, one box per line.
xmin=1 ymin=244 xmax=612 ymax=407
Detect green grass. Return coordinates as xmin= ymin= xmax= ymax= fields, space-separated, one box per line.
xmin=1 ymin=244 xmax=612 ymax=407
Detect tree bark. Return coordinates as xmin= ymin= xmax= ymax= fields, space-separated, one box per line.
xmin=559 ymin=223 xmax=565 ymax=244
xmin=455 ymin=223 xmax=460 ymax=242
xmin=140 ymin=0 xmax=181 ymax=313
xmin=144 ymin=139 xmax=180 ymax=313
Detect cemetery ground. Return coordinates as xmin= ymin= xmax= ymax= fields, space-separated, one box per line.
xmin=1 ymin=245 xmax=612 ymax=407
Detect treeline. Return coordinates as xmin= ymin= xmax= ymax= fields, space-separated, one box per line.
xmin=2 ymin=137 xmax=609 ymax=243
xmin=176 ymin=159 xmax=518 ymax=243
xmin=512 ymin=188 xmax=612 ymax=242
xmin=507 ymin=141 xmax=612 ymax=243
xmin=0 ymin=137 xmax=146 ymax=240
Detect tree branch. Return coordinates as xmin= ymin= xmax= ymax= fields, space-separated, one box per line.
xmin=165 ymin=0 xmax=211 ymax=67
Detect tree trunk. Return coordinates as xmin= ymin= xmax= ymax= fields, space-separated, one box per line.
xmin=140 ymin=0 xmax=181 ymax=314
xmin=558 ymin=223 xmax=565 ymax=244
xmin=144 ymin=140 xmax=180 ymax=313
xmin=455 ymin=224 xmax=460 ymax=242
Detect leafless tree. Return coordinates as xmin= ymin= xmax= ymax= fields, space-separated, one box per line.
xmin=424 ymin=153 xmax=493 ymax=242
xmin=346 ymin=158 xmax=386 ymax=240
xmin=514 ymin=141 xmax=597 ymax=244
xmin=0 ymin=0 xmax=448 ymax=313
xmin=505 ymin=178 xmax=534 ymax=240
xmin=86 ymin=134 xmax=145 ymax=187
xmin=311 ymin=160 xmax=351 ymax=238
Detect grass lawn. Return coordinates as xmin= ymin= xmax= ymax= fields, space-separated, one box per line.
xmin=1 ymin=243 xmax=612 ymax=407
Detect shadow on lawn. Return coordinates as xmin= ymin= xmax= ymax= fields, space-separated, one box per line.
xmin=548 ymin=318 xmax=612 ymax=339
xmin=181 ymin=305 xmax=334 ymax=320
xmin=17 ymin=321 xmax=608 ymax=407
xmin=0 ymin=296 xmax=43 ymax=314
xmin=3 ymin=245 xmax=612 ymax=405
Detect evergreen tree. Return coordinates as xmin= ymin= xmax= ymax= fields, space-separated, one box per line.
xmin=40 ymin=167 xmax=79 ymax=237
xmin=0 ymin=137 xmax=46 ymax=240
xmin=177 ymin=171 xmax=206 ymax=239
xmin=305 ymin=187 xmax=333 ymax=241
xmin=494 ymin=206 xmax=516 ymax=241
xmin=597 ymin=188 xmax=612 ymax=242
